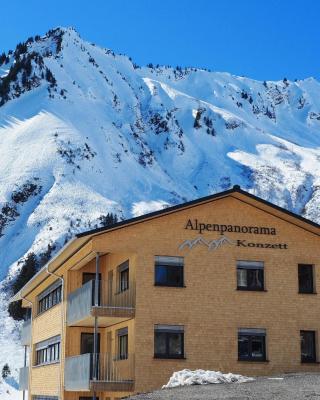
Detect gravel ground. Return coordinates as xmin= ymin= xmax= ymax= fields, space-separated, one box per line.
xmin=129 ymin=373 xmax=320 ymax=400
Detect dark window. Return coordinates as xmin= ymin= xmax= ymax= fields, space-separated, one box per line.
xmin=120 ymin=268 xmax=129 ymax=292
xmin=238 ymin=328 xmax=266 ymax=361
xmin=155 ymin=256 xmax=184 ymax=287
xmin=301 ymin=331 xmax=316 ymax=363
xmin=80 ymin=333 xmax=100 ymax=380
xmin=82 ymin=273 xmax=102 ymax=285
xmin=117 ymin=328 xmax=128 ymax=360
xmin=35 ymin=336 xmax=60 ymax=366
xmin=82 ymin=273 xmax=101 ymax=305
xmin=80 ymin=333 xmax=100 ymax=354
xmin=237 ymin=261 xmax=264 ymax=291
xmin=154 ymin=325 xmax=184 ymax=359
xmin=79 ymin=398 xmax=99 ymax=400
xmin=298 ymin=265 xmax=314 ymax=294
xmin=118 ymin=261 xmax=129 ymax=292
xmin=38 ymin=281 xmax=62 ymax=314
xmin=32 ymin=396 xmax=59 ymax=400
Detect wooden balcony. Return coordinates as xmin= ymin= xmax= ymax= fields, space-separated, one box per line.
xmin=21 ymin=319 xmax=31 ymax=346
xmin=19 ymin=366 xmax=29 ymax=390
xmin=64 ymin=353 xmax=134 ymax=392
xmin=67 ymin=280 xmax=135 ymax=327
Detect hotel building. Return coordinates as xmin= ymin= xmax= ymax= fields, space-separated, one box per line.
xmin=11 ymin=185 xmax=320 ymax=400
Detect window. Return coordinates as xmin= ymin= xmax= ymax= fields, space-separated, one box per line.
xmin=79 ymin=397 xmax=99 ymax=400
xmin=118 ymin=261 xmax=129 ymax=292
xmin=80 ymin=333 xmax=100 ymax=354
xmin=237 ymin=261 xmax=264 ymax=291
xmin=35 ymin=335 xmax=60 ymax=366
xmin=82 ymin=273 xmax=101 ymax=305
xmin=238 ymin=328 xmax=266 ymax=361
xmin=154 ymin=325 xmax=184 ymax=359
xmin=32 ymin=397 xmax=59 ymax=400
xmin=38 ymin=281 xmax=62 ymax=314
xmin=298 ymin=264 xmax=315 ymax=294
xmin=117 ymin=328 xmax=128 ymax=360
xmin=155 ymin=256 xmax=184 ymax=287
xmin=301 ymin=331 xmax=316 ymax=363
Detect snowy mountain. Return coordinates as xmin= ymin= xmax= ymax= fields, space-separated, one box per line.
xmin=0 ymin=27 xmax=319 ymax=395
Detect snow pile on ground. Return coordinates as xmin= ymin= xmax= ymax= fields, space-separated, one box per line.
xmin=163 ymin=369 xmax=254 ymax=388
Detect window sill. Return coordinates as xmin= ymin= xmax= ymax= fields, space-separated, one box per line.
xmin=236 ymin=288 xmax=267 ymax=292
xmin=154 ymin=284 xmax=186 ymax=288
xmin=238 ymin=359 xmax=269 ymax=363
xmin=154 ymin=356 xmax=186 ymax=360
xmin=298 ymin=292 xmax=317 ymax=295
xmin=32 ymin=360 xmax=60 ymax=368
xmin=301 ymin=360 xmax=319 ymax=364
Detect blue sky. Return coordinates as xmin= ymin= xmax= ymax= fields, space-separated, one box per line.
xmin=0 ymin=0 xmax=319 ymax=81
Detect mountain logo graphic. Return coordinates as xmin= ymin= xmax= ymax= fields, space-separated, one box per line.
xmin=179 ymin=235 xmax=235 ymax=251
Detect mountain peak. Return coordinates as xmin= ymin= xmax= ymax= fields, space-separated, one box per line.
xmin=0 ymin=27 xmax=319 ymax=276
xmin=0 ymin=27 xmax=70 ymax=105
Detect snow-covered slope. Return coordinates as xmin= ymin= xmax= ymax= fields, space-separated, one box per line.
xmin=0 ymin=27 xmax=320 ymax=394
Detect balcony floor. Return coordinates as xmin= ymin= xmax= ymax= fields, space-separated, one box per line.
xmin=67 ymin=306 xmax=135 ymax=327
xmin=90 ymin=380 xmax=134 ymax=392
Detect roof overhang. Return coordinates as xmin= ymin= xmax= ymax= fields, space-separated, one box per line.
xmin=10 ymin=235 xmax=91 ymax=303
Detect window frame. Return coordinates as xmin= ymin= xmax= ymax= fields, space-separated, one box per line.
xmin=37 ymin=280 xmax=62 ymax=315
xmin=238 ymin=328 xmax=267 ymax=362
xmin=300 ymin=330 xmax=317 ymax=363
xmin=117 ymin=261 xmax=129 ymax=293
xmin=154 ymin=256 xmax=184 ymax=288
xmin=237 ymin=260 xmax=265 ymax=292
xmin=154 ymin=325 xmax=185 ymax=359
xmin=117 ymin=327 xmax=128 ymax=360
xmin=298 ymin=264 xmax=315 ymax=294
xmin=34 ymin=336 xmax=61 ymax=366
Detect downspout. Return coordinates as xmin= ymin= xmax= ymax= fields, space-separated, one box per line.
xmin=93 ymin=252 xmax=100 ymax=400
xmin=46 ymin=265 xmax=64 ymax=400
xmin=21 ymin=295 xmax=33 ymax=400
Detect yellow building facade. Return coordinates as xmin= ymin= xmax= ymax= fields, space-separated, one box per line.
xmin=13 ymin=186 xmax=320 ymax=400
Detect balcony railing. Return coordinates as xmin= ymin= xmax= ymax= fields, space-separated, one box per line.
xmin=19 ymin=366 xmax=29 ymax=390
xmin=67 ymin=280 xmax=135 ymax=326
xmin=64 ymin=353 xmax=134 ymax=392
xmin=21 ymin=319 xmax=31 ymax=346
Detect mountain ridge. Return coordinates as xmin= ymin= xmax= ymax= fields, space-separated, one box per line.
xmin=0 ymin=26 xmax=319 ymax=277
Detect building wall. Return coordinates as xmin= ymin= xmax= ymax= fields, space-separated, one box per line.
xmin=29 ymin=301 xmax=63 ymax=398
xmin=32 ymin=303 xmax=62 ymax=343
xmin=92 ymin=195 xmax=320 ymax=392
xmin=25 ymin=194 xmax=320 ymax=397
xmin=30 ymin=363 xmax=61 ymax=397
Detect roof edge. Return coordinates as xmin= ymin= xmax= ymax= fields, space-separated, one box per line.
xmin=8 ymin=237 xmax=79 ymax=303
xmin=76 ymin=185 xmax=320 ymax=238
xmin=76 ymin=186 xmax=237 ymax=238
